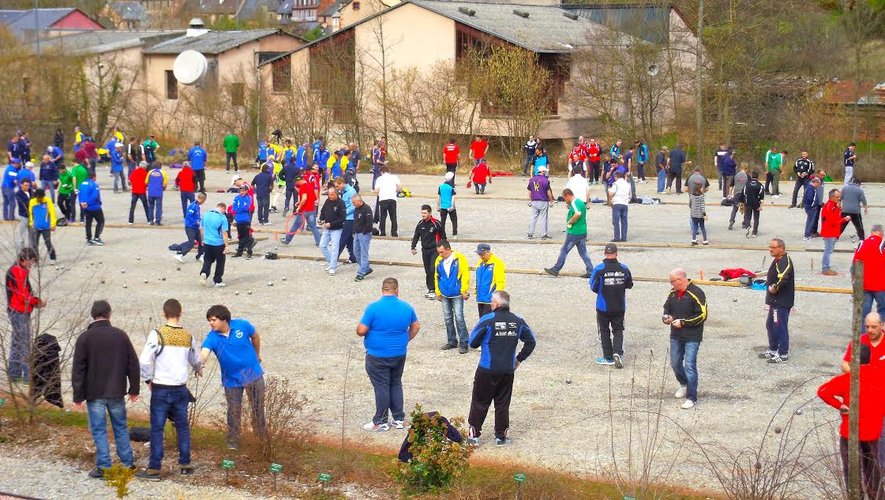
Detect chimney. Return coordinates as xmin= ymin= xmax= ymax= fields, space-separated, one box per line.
xmin=186 ymin=18 xmax=209 ymax=37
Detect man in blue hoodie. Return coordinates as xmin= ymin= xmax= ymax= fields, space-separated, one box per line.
xmin=176 ymin=192 xmax=206 ymax=263
xmin=146 ymin=162 xmax=167 ymax=225
xmin=78 ymin=171 xmax=104 ymax=245
xmin=187 ymin=140 xmax=207 ymax=193
xmin=334 ymin=177 xmax=358 ymax=263
xmin=28 ymin=188 xmax=57 ymax=261
xmin=232 ymin=184 xmax=254 ymax=258
xmin=111 ymin=143 xmax=126 ymax=193
xmin=314 ymin=145 xmax=330 ymax=185
xmin=2 ymin=158 xmax=21 ymax=221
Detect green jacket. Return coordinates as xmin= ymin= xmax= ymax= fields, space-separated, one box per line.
xmin=224 ymin=134 xmax=240 ymax=153
xmin=765 ymin=150 xmax=782 ymax=172
xmin=58 ymin=169 xmax=75 ymax=195
xmin=71 ymin=164 xmax=89 ymax=190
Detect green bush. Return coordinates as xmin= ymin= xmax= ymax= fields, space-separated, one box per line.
xmin=395 ymin=405 xmax=474 ymax=494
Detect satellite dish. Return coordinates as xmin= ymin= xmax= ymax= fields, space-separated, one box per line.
xmin=647 ymin=64 xmax=660 ymax=77
xmin=173 ymin=50 xmax=208 ymax=86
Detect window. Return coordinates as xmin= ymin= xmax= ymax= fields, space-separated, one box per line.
xmin=353 ymin=1 xmax=361 ymax=10
xmin=272 ymin=58 xmax=291 ymax=92
xmin=230 ymin=83 xmax=245 ymax=106
xmin=165 ymin=70 xmax=178 ymax=100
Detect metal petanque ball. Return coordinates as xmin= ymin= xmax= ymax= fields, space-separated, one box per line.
xmin=774 ymin=427 xmax=782 ymax=434
xmin=120 ymin=269 xmax=126 ymax=274
xmin=565 ymin=378 xmax=572 ymax=384
xmin=123 ymin=284 xmax=128 ymax=289
xmin=235 ymin=291 xmax=240 ymax=296
xmin=247 ymin=290 xmax=252 ymax=295
xmin=143 ymin=279 xmax=148 ymax=284
xmin=281 ymin=277 xmax=287 ymax=281
xmin=795 ymin=409 xmax=803 ymax=415
xmin=267 ymin=282 xmax=274 ymax=287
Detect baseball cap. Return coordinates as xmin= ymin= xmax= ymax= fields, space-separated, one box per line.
xmin=537 ymin=165 xmax=548 ymax=172
xmin=239 ymin=184 xmax=248 ymax=191
xmin=604 ymin=243 xmax=618 ymax=254
xmin=231 ymin=174 xmax=242 ymax=186
xmin=475 ymin=243 xmax=491 ymax=254
xmin=444 ymin=171 xmax=454 ymax=180
xmin=24 ymin=161 xmax=34 ymax=169
xmin=10 ymin=158 xmax=20 ymax=164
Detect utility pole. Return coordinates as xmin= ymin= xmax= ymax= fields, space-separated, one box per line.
xmin=34 ymin=0 xmax=40 ymax=54
xmin=694 ymin=0 xmax=703 ymax=165
xmin=848 ymin=261 xmax=863 ymax=500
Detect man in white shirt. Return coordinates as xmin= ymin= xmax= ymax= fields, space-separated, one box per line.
xmin=565 ymin=170 xmax=589 ymax=203
xmin=373 ymin=166 xmax=401 ymax=237
xmin=609 ymin=170 xmax=632 ymax=242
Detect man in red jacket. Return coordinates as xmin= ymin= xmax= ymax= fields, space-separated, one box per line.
xmin=818 ymin=344 xmax=885 ymax=498
xmin=128 ymin=161 xmax=149 ymax=224
xmin=176 ymin=161 xmax=196 ymax=218
xmin=5 ymin=247 xmax=45 ymax=381
xmin=821 ymin=189 xmax=851 ymax=276
xmin=442 ymin=138 xmax=460 ymax=181
xmin=854 ymin=225 xmax=885 ymax=318
xmin=470 ymin=159 xmax=491 ymax=195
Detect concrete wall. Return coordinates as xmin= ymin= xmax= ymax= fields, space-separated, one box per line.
xmin=339 ymin=0 xmax=400 ymax=29
xmin=355 ymin=2 xmax=455 ymax=74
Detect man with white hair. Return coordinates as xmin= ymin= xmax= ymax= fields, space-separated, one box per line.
xmin=662 ymin=268 xmax=707 ymax=409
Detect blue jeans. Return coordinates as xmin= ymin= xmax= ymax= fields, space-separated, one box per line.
xmin=766 ymin=305 xmax=790 ymax=356
xmin=863 ymin=291 xmax=885 ymax=320
xmin=180 ymin=191 xmax=195 ymax=218
xmin=612 ymin=204 xmax=628 ymax=240
xmin=320 ymin=228 xmax=342 ymax=269
xmin=804 ymin=207 xmax=819 ymax=238
xmin=551 ymin=233 xmax=593 ymax=274
xmin=354 ymin=232 xmax=372 ymax=276
xmin=657 ymin=168 xmax=666 ymax=192
xmin=87 ymin=398 xmax=134 ymax=469
xmin=441 ymin=295 xmax=469 ymax=347
xmin=148 ymin=196 xmax=163 ymax=223
xmin=41 ymin=180 xmax=56 ymax=203
xmin=365 ymin=354 xmax=406 ymax=425
xmin=2 ymin=187 xmax=15 ymax=220
xmin=284 ymin=211 xmax=321 ymax=245
xmin=148 ymin=385 xmax=191 ymax=470
xmin=112 ymin=170 xmax=125 ymax=192
xmin=670 ymin=338 xmax=700 ymax=402
xmin=7 ymin=310 xmax=30 ymax=379
xmin=690 ymin=217 xmax=707 ymax=241
xmin=822 ymin=237 xmax=836 ymax=271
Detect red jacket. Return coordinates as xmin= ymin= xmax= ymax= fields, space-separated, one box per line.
xmin=820 ymin=200 xmax=844 ymax=238
xmin=854 ymin=234 xmax=885 ymax=291
xmin=818 ymin=365 xmax=885 ymax=441
xmin=6 ymin=263 xmax=39 ymax=314
xmin=586 ymin=143 xmax=601 ymax=162
xmin=471 ymin=162 xmax=491 ymax=184
xmin=176 ymin=166 xmax=195 ymax=193
xmin=443 ymin=144 xmax=460 ymax=164
xmin=129 ymin=168 xmax=148 ymax=195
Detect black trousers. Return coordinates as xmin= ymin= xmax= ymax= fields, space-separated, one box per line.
xmin=179 ymin=226 xmax=203 ymax=258
xmin=129 ymin=193 xmax=148 ymax=224
xmin=666 ymin=169 xmax=682 ymax=192
xmin=839 ymin=437 xmax=881 ymax=500
xmin=468 ymin=368 xmax=514 ymax=440
xmin=791 ymin=176 xmax=809 ymax=207
xmin=743 ymin=206 xmax=761 ymax=235
xmin=31 ymin=229 xmax=56 ymax=260
xmin=193 ymin=170 xmax=206 ymax=193
xmin=841 ymin=212 xmax=865 ymax=240
xmin=284 ymin=185 xmax=296 ymax=211
xmin=256 ymin=194 xmax=270 ymax=224
xmin=478 ymin=302 xmax=492 ymax=318
xmin=589 ymin=161 xmax=601 ymax=183
xmin=84 ymin=208 xmax=104 ymax=241
xmin=235 ymin=222 xmax=253 ymax=256
xmin=226 ymin=152 xmax=238 ymax=172
xmin=200 ymin=244 xmax=226 ymax=284
xmin=729 ymin=194 xmax=745 ymax=224
xmin=421 ymin=247 xmax=436 ymax=293
xmin=440 ymin=209 xmax=458 ymax=236
xmin=597 ymin=311 xmax=625 ymax=358
xmin=378 ymin=199 xmax=397 ymax=236
xmin=58 ymin=193 xmax=75 ymax=221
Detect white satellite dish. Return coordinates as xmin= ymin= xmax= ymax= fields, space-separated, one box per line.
xmin=173 ymin=50 xmax=208 ymax=86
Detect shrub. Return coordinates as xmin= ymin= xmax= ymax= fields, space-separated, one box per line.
xmin=395 ymin=404 xmax=474 ymax=494
xmin=103 ymin=463 xmax=134 ymax=498
xmin=240 ymin=375 xmax=313 ymax=463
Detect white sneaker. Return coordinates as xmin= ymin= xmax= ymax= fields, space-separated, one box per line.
xmin=175 ymin=254 xmax=185 ymax=263
xmin=199 ymin=273 xmax=208 ymax=286
xmin=328 ymin=268 xmax=336 ymax=275
xmin=215 ymin=282 xmax=226 ymax=287
xmin=674 ymin=385 xmax=687 ymax=399
xmin=393 ymin=420 xmax=405 ymax=430
xmin=197 ymin=255 xmax=204 ymax=262
xmin=362 ymin=421 xmax=389 ymax=432
xmin=424 ymin=292 xmax=436 ymax=299
xmin=681 ymin=399 xmax=695 ymax=409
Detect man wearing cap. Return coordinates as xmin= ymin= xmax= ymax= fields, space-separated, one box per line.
xmin=475 ymin=244 xmax=506 ymax=318
xmin=435 ymin=239 xmax=470 ymax=353
xmin=187 ymin=140 xmax=208 ymax=193
xmin=589 ymin=243 xmax=633 ymax=368
xmin=527 ymin=166 xmax=553 ymax=239
xmin=544 ymin=188 xmax=594 ymax=279
xmin=2 ymin=158 xmax=20 ymax=221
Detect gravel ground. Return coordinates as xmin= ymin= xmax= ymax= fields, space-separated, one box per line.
xmin=0 ymin=168 xmax=876 ymax=496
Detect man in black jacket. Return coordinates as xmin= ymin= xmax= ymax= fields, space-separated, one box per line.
xmin=663 ymin=269 xmax=707 ymax=409
xmin=411 ymin=204 xmax=446 ymax=299
xmin=72 ymin=300 xmax=140 ymax=478
xmin=742 ymin=171 xmax=765 ymax=237
xmin=790 ymin=150 xmax=815 ymax=208
xmin=352 ymin=194 xmax=374 ymax=281
xmin=467 ymin=291 xmax=536 ymax=447
xmin=319 ymin=187 xmax=346 ymax=275
xmin=589 ymin=243 xmax=633 ymax=368
xmin=759 ymin=238 xmax=795 ymax=364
